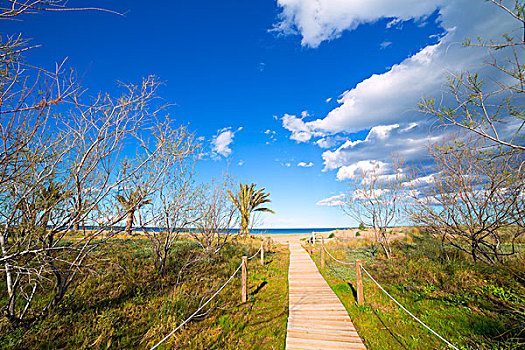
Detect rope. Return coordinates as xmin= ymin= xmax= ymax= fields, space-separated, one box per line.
xmin=323 ymin=245 xmax=356 ymax=265
xmin=360 ymin=265 xmax=459 ymax=350
xmin=150 ymin=262 xmax=243 ymax=350
xmin=247 ymin=242 xmax=263 ymax=260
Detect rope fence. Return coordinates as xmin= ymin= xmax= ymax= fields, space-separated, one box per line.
xmin=320 ymin=240 xmax=459 ymax=350
xmin=150 ymin=239 xmax=266 ymax=349
xmin=322 ymin=244 xmax=355 ymax=265
xmin=360 ymin=265 xmax=459 ymax=350
xmin=247 ymin=241 xmax=263 ymax=260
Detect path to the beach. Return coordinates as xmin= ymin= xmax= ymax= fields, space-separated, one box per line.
xmin=286 ymin=240 xmax=367 ymax=349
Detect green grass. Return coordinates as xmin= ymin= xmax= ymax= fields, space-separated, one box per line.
xmin=0 ymin=237 xmax=289 ymax=349
xmin=311 ymin=236 xmax=525 ymax=350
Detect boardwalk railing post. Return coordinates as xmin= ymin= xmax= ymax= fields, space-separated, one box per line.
xmin=321 ymin=236 xmax=325 ymax=269
xmin=309 ymin=239 xmax=312 ymax=254
xmin=242 ymin=256 xmax=247 ymax=303
xmin=356 ymin=260 xmax=364 ymax=305
xmin=260 ymin=241 xmax=264 ymax=266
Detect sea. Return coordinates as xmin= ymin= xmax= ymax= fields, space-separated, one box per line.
xmin=230 ymin=228 xmax=345 ymax=235
xmin=82 ymin=226 xmax=348 ymax=235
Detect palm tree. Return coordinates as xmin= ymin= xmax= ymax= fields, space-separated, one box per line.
xmin=116 ymin=188 xmax=152 ymax=235
xmin=228 ymin=183 xmax=274 ymax=235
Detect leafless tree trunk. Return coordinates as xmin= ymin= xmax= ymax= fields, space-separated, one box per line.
xmin=191 ymin=177 xmax=237 ymax=254
xmin=0 ymin=70 xmax=190 ymax=322
xmin=407 ymin=136 xmax=525 ymax=264
xmin=342 ymin=156 xmax=405 ymax=259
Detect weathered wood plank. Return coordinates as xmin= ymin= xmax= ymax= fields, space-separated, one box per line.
xmin=286 ymin=240 xmax=367 ymax=349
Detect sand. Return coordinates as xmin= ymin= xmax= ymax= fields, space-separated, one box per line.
xmin=257 ymin=226 xmax=414 ymax=244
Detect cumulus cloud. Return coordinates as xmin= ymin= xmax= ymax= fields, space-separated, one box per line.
xmin=211 ymin=127 xmax=242 ymax=158
xmin=403 ymin=173 xmax=438 ymax=188
xmin=315 ymin=137 xmax=339 ymax=149
xmin=335 ymin=160 xmax=388 ymax=181
xmin=353 ymin=188 xmax=390 ymax=200
xmin=316 ymin=193 xmax=345 ymax=207
xmin=322 ymin=122 xmax=439 ymax=172
xmin=274 ymin=0 xmax=443 ymax=48
xmin=276 ymin=0 xmax=519 ymax=179
xmin=281 ymin=113 xmax=324 ymax=143
xmin=298 ymin=161 xmax=314 ymax=167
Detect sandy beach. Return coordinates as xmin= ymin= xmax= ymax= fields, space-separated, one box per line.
xmin=258 ymin=226 xmax=414 ymax=244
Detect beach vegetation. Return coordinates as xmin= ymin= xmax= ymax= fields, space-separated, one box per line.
xmin=0 ymin=237 xmax=289 ymax=349
xmin=342 ymin=156 xmax=404 ymax=259
xmin=315 ymin=234 xmax=525 ymax=349
xmin=228 ymin=183 xmax=275 ymax=235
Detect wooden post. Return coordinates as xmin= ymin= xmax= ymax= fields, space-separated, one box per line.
xmin=309 ymin=239 xmax=312 ymax=254
xmin=260 ymin=242 xmax=264 ymax=266
xmin=356 ymin=260 xmax=364 ymax=305
xmin=241 ymin=256 xmax=247 ymax=303
xmin=321 ymin=236 xmax=325 ymax=269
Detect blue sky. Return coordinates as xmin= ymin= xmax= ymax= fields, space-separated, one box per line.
xmin=4 ymin=0 xmax=519 ymax=227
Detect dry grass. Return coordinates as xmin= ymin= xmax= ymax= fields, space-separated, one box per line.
xmin=0 ymin=236 xmax=289 ymax=349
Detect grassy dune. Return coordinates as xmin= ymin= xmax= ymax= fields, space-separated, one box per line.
xmin=0 ymin=237 xmax=289 ymax=349
xmin=310 ymin=232 xmax=525 ymax=350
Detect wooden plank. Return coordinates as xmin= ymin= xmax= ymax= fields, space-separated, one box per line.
xmin=286 ymin=240 xmax=367 ymax=349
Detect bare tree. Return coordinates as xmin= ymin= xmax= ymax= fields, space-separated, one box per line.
xmin=135 ymin=130 xmax=200 ymax=274
xmin=0 ymin=0 xmax=121 ymax=19
xmin=191 ymin=177 xmax=238 ymax=254
xmin=408 ymin=136 xmax=525 ymax=264
xmin=0 ymin=73 xmax=195 ymax=322
xmin=343 ymin=156 xmax=405 ymax=259
xmin=420 ymin=0 xmax=525 ymax=153
xmin=0 ymin=1 xmax=202 ymax=323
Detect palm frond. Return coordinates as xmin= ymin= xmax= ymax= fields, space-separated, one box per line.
xmin=228 ymin=182 xmax=275 ymax=234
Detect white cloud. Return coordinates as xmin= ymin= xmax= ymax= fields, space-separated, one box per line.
xmin=315 ymin=137 xmax=339 ymax=149
xmin=264 ymin=129 xmax=277 ymax=143
xmin=326 ymin=97 xmax=332 ymax=103
xmin=336 ymin=160 xmax=388 ymax=181
xmin=298 ymin=161 xmax=314 ymax=167
xmin=380 ymin=41 xmax=392 ymax=49
xmin=211 ymin=127 xmax=242 ymax=158
xmin=353 ymin=188 xmax=390 ymax=200
xmin=274 ymin=0 xmax=443 ymax=48
xmin=322 ymin=123 xmax=436 ymax=172
xmin=281 ymin=113 xmax=324 ymax=143
xmin=403 ymin=173 xmax=438 ymax=188
xmin=238 ymin=160 xmax=245 ymax=166
xmin=276 ymin=0 xmax=519 ymax=179
xmin=316 ymin=193 xmax=345 ymax=207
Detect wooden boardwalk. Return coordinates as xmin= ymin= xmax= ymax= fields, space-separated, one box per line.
xmin=286 ymin=241 xmax=366 ymax=350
